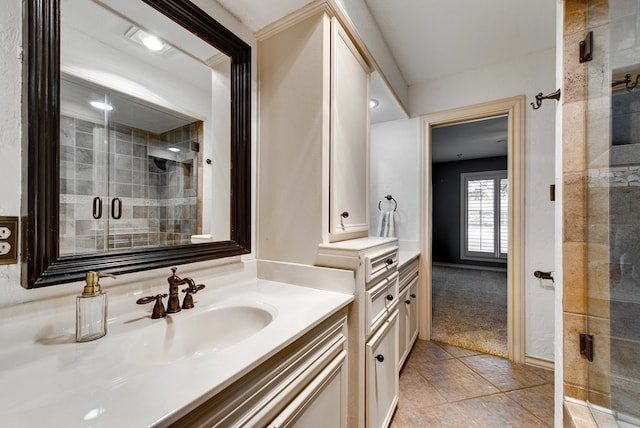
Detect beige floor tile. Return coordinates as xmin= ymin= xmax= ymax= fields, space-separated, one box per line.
xmin=403 ymin=340 xmax=453 ymax=372
xmin=398 ymin=364 xmax=448 ymax=407
xmin=460 ymin=354 xmax=549 ymax=391
xmin=390 ymin=400 xmax=482 ymax=428
xmin=506 ymin=383 xmax=554 ymax=426
xmin=432 ymin=341 xmax=481 ymax=358
xmin=392 ymin=342 xmax=555 ymax=427
xmin=453 ymin=394 xmax=549 ymax=427
xmin=415 ymin=358 xmax=499 ymax=401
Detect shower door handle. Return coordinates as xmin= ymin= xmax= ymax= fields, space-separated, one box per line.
xmin=111 ymin=197 xmax=122 ymax=220
xmin=92 ymin=197 xmax=103 ymax=219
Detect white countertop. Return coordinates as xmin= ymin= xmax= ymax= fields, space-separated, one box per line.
xmin=0 ymin=268 xmax=353 ymax=427
xmin=398 ymin=250 xmax=420 ymax=268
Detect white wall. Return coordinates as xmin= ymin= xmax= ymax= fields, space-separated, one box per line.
xmin=0 ymin=0 xmax=257 ymax=308
xmin=369 ymin=118 xmax=420 ymax=249
xmin=372 ymin=48 xmax=557 ymax=361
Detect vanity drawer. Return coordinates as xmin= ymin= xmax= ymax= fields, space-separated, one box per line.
xmin=365 ymin=246 xmax=398 ymax=284
xmin=365 ymin=271 xmax=399 ymax=337
xmin=398 ymin=258 xmax=419 ymax=292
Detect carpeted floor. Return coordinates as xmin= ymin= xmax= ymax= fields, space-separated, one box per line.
xmin=431 ymin=265 xmax=508 ymax=358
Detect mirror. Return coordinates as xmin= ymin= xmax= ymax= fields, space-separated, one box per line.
xmin=24 ymin=0 xmax=251 ymax=288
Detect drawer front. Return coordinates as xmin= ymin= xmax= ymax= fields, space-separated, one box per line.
xmin=365 ymin=271 xmax=399 ymax=337
xmin=398 ymin=258 xmax=419 ymax=291
xmin=365 ymin=246 xmax=398 ymax=284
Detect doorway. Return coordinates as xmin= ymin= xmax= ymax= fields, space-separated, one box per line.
xmin=419 ymin=96 xmax=526 ymax=363
xmin=431 ymin=116 xmax=509 ymax=357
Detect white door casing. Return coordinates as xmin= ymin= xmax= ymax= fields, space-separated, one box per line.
xmin=419 ymin=96 xmax=526 ymax=363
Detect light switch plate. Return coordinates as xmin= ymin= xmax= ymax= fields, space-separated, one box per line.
xmin=0 ymin=216 xmax=18 ymax=265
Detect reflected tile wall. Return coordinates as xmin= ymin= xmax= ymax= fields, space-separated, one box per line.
xmin=59 ymin=115 xmax=198 ymax=255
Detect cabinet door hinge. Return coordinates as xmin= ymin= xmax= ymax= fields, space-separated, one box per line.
xmin=579 ymin=333 xmax=594 ymax=362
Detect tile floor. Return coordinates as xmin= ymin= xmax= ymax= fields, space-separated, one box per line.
xmin=391 ymin=340 xmax=554 ymax=427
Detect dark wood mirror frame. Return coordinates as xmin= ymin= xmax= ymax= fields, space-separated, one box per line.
xmin=24 ymin=0 xmax=251 ymax=288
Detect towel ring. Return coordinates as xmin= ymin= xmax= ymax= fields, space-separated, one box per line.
xmin=378 ymin=194 xmax=397 ymax=212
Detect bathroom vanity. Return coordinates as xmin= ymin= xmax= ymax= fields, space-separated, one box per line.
xmin=317 ymin=237 xmax=400 ymax=428
xmin=0 ymin=261 xmax=353 ymax=427
xmin=397 ymin=252 xmax=420 ymax=368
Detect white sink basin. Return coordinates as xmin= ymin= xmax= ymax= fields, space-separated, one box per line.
xmin=127 ymin=304 xmax=275 ymax=365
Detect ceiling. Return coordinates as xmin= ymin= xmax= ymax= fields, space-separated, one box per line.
xmin=214 ymin=0 xmax=556 ymax=158
xmin=363 ymin=0 xmax=556 ymax=86
xmin=431 ymin=116 xmax=508 ymax=163
xmin=215 ymin=0 xmax=556 ymax=111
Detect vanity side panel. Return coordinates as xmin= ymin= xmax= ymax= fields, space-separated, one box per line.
xmin=257 ymin=13 xmax=331 ymax=265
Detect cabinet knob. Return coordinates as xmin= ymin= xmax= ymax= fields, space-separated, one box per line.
xmin=385 ymin=258 xmax=394 ymax=265
xmin=340 ymin=211 xmax=349 ymax=218
xmin=405 ymin=299 xmax=411 ymax=304
xmin=411 ymin=293 xmax=416 ymax=299
xmin=375 ymin=354 xmax=384 ymax=363
xmin=386 ymin=294 xmax=394 ymax=301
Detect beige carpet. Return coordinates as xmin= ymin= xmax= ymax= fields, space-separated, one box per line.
xmin=431 ymin=265 xmax=508 ymax=358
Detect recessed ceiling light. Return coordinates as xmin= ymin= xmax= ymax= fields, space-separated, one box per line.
xmin=369 ymin=99 xmax=379 ymax=109
xmin=168 ymin=147 xmax=181 ymax=153
xmin=89 ymin=101 xmax=113 ymax=111
xmin=125 ymin=26 xmax=171 ymax=54
xmin=141 ymin=35 xmax=164 ymax=52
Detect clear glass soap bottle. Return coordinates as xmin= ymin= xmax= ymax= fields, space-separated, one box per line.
xmin=76 ymin=271 xmax=116 ymax=342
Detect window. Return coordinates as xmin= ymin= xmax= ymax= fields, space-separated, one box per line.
xmin=461 ymin=170 xmax=508 ymax=262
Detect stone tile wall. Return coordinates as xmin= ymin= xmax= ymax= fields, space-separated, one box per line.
xmin=60 ymin=116 xmax=199 ymax=254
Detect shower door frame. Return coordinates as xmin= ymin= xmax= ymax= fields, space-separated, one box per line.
xmin=419 ymin=95 xmax=526 ymax=363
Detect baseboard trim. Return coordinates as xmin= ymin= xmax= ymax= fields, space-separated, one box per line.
xmin=432 ymin=262 xmax=507 ymax=273
xmin=525 ymin=355 xmax=554 ymax=371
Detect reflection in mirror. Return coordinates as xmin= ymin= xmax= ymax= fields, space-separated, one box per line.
xmin=60 ymin=76 xmax=205 ymax=254
xmin=25 ymin=0 xmax=250 ymax=288
xmin=60 ymin=0 xmax=231 ymax=255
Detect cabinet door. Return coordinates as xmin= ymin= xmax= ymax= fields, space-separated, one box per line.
xmin=366 ymin=310 xmax=399 ymax=428
xmin=398 ymin=287 xmax=410 ymax=368
xmin=408 ymin=278 xmax=419 ymax=346
xmin=329 ymin=18 xmax=370 ymax=241
xmin=269 ymin=352 xmax=347 ymax=428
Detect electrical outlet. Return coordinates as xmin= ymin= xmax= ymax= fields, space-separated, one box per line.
xmin=0 ymin=242 xmax=10 ymax=256
xmin=0 ymin=227 xmax=10 ymax=240
xmin=0 ymin=216 xmax=18 ymax=265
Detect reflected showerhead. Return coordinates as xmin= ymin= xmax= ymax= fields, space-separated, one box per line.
xmin=153 ymin=157 xmax=167 ymax=171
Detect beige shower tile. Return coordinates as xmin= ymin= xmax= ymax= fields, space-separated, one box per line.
xmin=562 ymin=101 xmax=586 ymax=173
xmin=563 ymin=312 xmax=588 ymax=388
xmin=563 ymin=242 xmax=587 ymax=314
xmin=587 ymin=0 xmax=609 ymax=28
xmin=564 ymin=0 xmax=587 ymax=36
xmin=564 ymin=382 xmax=588 ymax=401
xmin=563 ymin=32 xmax=588 ymax=104
xmin=586 ymin=315 xmax=611 ymax=396
xmin=563 ymin=173 xmax=587 ymax=243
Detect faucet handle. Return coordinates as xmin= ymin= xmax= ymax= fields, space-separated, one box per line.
xmin=136 ymin=293 xmax=168 ymax=319
xmin=181 ymin=284 xmax=205 ymax=310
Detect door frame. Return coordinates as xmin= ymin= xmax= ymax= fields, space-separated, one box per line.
xmin=419 ymin=96 xmax=526 ymax=363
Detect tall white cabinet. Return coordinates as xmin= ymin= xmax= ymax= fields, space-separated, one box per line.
xmin=258 ymin=6 xmax=370 ymax=266
xmin=317 ymin=237 xmax=399 ymax=428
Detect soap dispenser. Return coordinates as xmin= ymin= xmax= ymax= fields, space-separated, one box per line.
xmin=76 ymin=271 xmax=116 ymax=342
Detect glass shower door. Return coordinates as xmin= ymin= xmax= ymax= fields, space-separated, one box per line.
xmin=585 ymin=0 xmax=640 ymax=425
